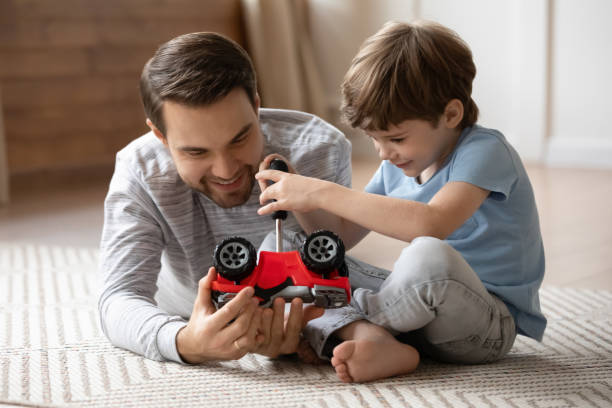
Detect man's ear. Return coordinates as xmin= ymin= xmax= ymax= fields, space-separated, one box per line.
xmin=146 ymin=119 xmax=168 ymax=147
xmin=443 ymin=99 xmax=464 ymax=129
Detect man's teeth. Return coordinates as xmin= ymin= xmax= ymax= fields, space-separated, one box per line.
xmin=216 ymin=175 xmax=240 ymax=185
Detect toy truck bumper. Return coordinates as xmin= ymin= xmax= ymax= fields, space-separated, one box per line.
xmin=213 ymin=284 xmax=349 ymax=309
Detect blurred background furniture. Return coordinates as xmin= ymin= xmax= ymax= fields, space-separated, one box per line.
xmin=0 ymin=0 xmax=244 ymax=190
xmin=1 ymin=0 xmax=611 ymax=194
xmin=0 ymin=88 xmax=8 ymax=205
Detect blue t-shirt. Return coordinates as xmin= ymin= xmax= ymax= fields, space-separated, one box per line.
xmin=365 ymin=125 xmax=547 ymax=341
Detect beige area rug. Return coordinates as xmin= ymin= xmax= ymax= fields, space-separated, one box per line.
xmin=0 ymin=243 xmax=611 ymax=408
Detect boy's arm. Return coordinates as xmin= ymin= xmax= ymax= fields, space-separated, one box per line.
xmin=257 ymin=155 xmax=369 ymax=249
xmin=256 ymin=171 xmax=489 ymax=243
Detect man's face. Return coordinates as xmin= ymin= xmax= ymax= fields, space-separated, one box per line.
xmin=155 ymin=89 xmax=264 ymax=208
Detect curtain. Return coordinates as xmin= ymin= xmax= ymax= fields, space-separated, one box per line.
xmin=241 ymin=0 xmax=328 ymax=121
xmin=0 ymin=88 xmax=9 ymax=205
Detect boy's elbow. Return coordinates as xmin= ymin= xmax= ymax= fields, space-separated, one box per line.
xmin=415 ymin=208 xmax=453 ymax=240
xmin=338 ymin=222 xmax=369 ymax=250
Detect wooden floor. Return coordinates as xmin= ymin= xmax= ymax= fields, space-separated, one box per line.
xmin=1 ymin=158 xmax=610 ymax=291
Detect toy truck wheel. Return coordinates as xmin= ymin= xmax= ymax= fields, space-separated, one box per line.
xmin=300 ymin=230 xmax=345 ymax=273
xmin=213 ymin=237 xmax=256 ymax=282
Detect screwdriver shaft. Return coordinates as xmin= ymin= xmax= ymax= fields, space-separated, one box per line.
xmin=275 ymin=218 xmax=283 ymax=252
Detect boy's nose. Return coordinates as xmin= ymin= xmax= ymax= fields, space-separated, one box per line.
xmin=377 ymin=144 xmax=395 ymax=161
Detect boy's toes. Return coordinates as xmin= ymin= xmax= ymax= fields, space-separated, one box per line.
xmin=338 ymin=374 xmax=352 ymax=383
xmin=333 ymin=340 xmax=356 ymax=361
xmin=334 ymin=363 xmax=353 ymax=383
xmin=335 ymin=363 xmax=348 ymax=375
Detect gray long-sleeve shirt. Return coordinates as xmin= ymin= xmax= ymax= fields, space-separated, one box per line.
xmin=98 ymin=109 xmax=352 ymax=362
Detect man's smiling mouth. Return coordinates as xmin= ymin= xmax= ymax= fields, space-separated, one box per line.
xmin=214 ymin=174 xmax=242 ymax=185
xmin=206 ymin=171 xmax=246 ymax=191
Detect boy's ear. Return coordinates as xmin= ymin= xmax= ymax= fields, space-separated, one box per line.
xmin=146 ymin=118 xmax=168 ymax=147
xmin=443 ymin=99 xmax=464 ymax=129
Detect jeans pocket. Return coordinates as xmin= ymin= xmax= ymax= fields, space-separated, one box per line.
xmin=425 ymin=313 xmax=516 ymax=364
xmin=478 ymin=315 xmax=517 ymax=363
xmin=494 ymin=314 xmax=517 ymax=359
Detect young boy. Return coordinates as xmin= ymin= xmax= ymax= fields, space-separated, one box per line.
xmin=256 ymin=20 xmax=546 ymax=383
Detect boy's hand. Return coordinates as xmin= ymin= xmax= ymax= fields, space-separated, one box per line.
xmin=176 ymin=267 xmax=264 ymax=363
xmin=254 ymin=297 xmax=324 ymax=358
xmin=257 ymin=154 xmax=297 ymax=194
xmin=256 ymin=168 xmax=327 ymax=215
xmin=256 ymin=154 xmax=349 ymax=243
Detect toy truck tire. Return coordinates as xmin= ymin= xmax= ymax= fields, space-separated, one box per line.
xmin=300 ymin=230 xmax=345 ymax=273
xmin=213 ymin=236 xmax=257 ymax=282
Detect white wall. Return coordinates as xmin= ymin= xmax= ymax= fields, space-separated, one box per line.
xmin=546 ymin=0 xmax=612 ymax=168
xmin=307 ymin=0 xmax=612 ymax=168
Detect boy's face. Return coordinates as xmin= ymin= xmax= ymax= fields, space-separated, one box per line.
xmin=366 ymin=116 xmax=460 ymax=180
xmin=150 ymin=88 xmax=264 ymax=208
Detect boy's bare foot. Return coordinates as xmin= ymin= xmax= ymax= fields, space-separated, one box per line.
xmin=330 ymin=320 xmax=419 ymax=383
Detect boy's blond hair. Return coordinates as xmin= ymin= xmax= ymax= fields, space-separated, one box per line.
xmin=341 ymin=21 xmax=479 ymax=131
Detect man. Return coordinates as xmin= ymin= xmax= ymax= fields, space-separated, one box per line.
xmin=98 ymin=32 xmax=352 ymax=364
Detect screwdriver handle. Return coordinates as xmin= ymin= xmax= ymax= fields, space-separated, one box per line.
xmin=269 ymin=159 xmax=288 ymax=220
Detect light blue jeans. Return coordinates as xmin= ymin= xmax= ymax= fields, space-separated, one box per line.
xmin=303 ymin=236 xmax=517 ymax=364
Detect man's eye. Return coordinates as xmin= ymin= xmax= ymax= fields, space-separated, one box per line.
xmin=232 ymin=134 xmax=248 ymax=144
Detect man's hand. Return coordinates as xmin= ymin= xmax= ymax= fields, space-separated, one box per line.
xmin=255 ymin=297 xmax=324 ymax=358
xmin=176 ymin=267 xmax=264 ymax=364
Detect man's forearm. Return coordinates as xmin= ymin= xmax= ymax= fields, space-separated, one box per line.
xmin=99 ymin=293 xmax=186 ymax=362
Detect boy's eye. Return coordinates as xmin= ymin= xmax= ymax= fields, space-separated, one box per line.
xmin=390 ymin=138 xmax=405 ymax=144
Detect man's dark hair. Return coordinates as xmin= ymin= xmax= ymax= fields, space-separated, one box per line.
xmin=140 ymin=32 xmax=257 ymax=136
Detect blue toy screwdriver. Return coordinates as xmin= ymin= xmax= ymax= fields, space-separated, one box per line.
xmin=269 ymin=158 xmax=288 ymax=252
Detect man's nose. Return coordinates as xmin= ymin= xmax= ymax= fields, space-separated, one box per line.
xmin=211 ymin=153 xmax=239 ymax=179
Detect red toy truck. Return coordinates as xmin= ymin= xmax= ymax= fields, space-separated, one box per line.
xmin=211 ymin=230 xmax=351 ymax=309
